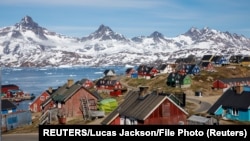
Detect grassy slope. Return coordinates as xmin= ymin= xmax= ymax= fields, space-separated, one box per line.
xmin=122 ymin=65 xmax=250 ymax=96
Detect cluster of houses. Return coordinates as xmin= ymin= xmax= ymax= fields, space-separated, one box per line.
xmin=1 ymin=54 xmax=250 ymax=131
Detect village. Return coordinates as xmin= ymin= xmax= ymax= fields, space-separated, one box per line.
xmin=1 ymin=54 xmax=250 ymax=133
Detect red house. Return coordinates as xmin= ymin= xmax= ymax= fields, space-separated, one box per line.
xmin=212 ymin=77 xmax=250 ymax=90
xmin=101 ymin=86 xmax=189 ymax=125
xmin=137 ymin=65 xmax=158 ymax=79
xmin=95 ymin=79 xmax=123 ymax=96
xmin=78 ymin=78 xmax=94 ymax=88
xmin=41 ymin=79 xmax=102 ymax=118
xmin=29 ymin=87 xmax=56 ymax=113
xmin=1 ymin=84 xmax=21 ymax=98
xmin=200 ymin=62 xmax=214 ymax=71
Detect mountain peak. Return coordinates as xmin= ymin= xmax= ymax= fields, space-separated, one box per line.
xmin=149 ymin=31 xmax=164 ymax=38
xmin=96 ymin=24 xmax=113 ymax=34
xmin=82 ymin=24 xmax=128 ymax=41
xmin=12 ymin=15 xmax=47 ymax=40
xmin=17 ymin=15 xmax=39 ymax=29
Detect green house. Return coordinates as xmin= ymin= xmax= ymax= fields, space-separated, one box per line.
xmin=166 ymin=72 xmax=192 ymax=88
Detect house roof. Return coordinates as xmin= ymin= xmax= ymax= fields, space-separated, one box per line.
xmin=241 ymin=56 xmax=250 ymax=62
xmin=219 ymin=77 xmax=250 ymax=83
xmin=101 ymin=90 xmax=188 ymax=125
xmin=201 ymin=55 xmax=213 ymax=61
xmin=125 ymin=68 xmax=134 ymax=73
xmin=2 ymin=99 xmax=17 ymax=110
xmin=51 ymin=83 xmax=81 ymax=102
xmin=41 ymin=80 xmax=101 ymax=106
xmin=78 ymin=78 xmax=91 ymax=84
xmin=211 ymin=55 xmax=222 ymax=62
xmin=104 ymin=69 xmax=116 ymax=76
xmin=157 ymin=64 xmax=167 ymax=71
xmin=201 ymin=62 xmax=211 ymax=67
xmin=2 ymin=84 xmax=19 ymax=88
xmin=187 ymin=115 xmax=210 ymax=123
xmin=95 ymin=79 xmax=120 ymax=87
xmin=207 ymin=86 xmax=250 ymax=114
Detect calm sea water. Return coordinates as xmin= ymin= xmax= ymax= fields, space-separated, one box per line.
xmin=1 ymin=65 xmax=131 ymax=110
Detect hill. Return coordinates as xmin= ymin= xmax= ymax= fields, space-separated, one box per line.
xmin=120 ymin=65 xmax=250 ymax=96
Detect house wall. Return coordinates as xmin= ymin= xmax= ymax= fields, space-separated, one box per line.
xmin=212 ymin=80 xmax=227 ymax=89
xmin=215 ymin=106 xmax=250 ymax=122
xmin=110 ymin=90 xmax=122 ymax=97
xmin=61 ymin=89 xmax=98 ymax=117
xmin=1 ymin=111 xmax=32 ymax=132
xmin=110 ymin=116 xmax=121 ymax=125
xmin=143 ymin=99 xmax=187 ymax=125
xmin=30 ymin=92 xmax=50 ymax=112
xmin=43 ymin=100 xmax=55 ymax=112
xmin=224 ymin=109 xmax=250 ymax=121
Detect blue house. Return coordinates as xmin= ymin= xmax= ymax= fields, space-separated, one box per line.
xmin=186 ymin=64 xmax=200 ymax=75
xmin=1 ymin=100 xmax=32 ymax=132
xmin=1 ymin=99 xmax=17 ymax=114
xmin=207 ymin=86 xmax=250 ymax=122
xmin=211 ymin=55 xmax=229 ymax=66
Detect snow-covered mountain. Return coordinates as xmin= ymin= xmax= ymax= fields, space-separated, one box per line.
xmin=0 ymin=16 xmax=250 ymax=67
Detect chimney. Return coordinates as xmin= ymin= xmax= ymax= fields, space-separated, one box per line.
xmin=67 ymin=79 xmax=74 ymax=88
xmin=48 ymin=87 xmax=53 ymax=93
xmin=153 ymin=87 xmax=162 ymax=95
xmin=235 ymin=85 xmax=244 ymax=94
xmin=138 ymin=86 xmax=149 ymax=99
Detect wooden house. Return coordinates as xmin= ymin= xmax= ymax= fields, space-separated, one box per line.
xmin=200 ymin=61 xmax=214 ymax=71
xmin=78 ymin=78 xmax=94 ymax=88
xmin=104 ymin=69 xmax=116 ymax=77
xmin=207 ymin=86 xmax=250 ymax=122
xmin=211 ymin=55 xmax=228 ymax=66
xmin=186 ymin=64 xmax=200 ymax=75
xmin=229 ymin=55 xmax=244 ymax=64
xmin=1 ymin=84 xmax=20 ymax=98
xmin=174 ymin=55 xmax=196 ymax=64
xmin=29 ymin=87 xmax=56 ymax=113
xmin=166 ymin=72 xmax=192 ymax=88
xmin=101 ymin=86 xmax=189 ymax=125
xmin=1 ymin=100 xmax=32 ymax=132
xmin=125 ymin=68 xmax=136 ymax=77
xmin=240 ymin=56 xmax=250 ymax=67
xmin=212 ymin=77 xmax=250 ymax=90
xmin=1 ymin=99 xmax=17 ymax=114
xmin=201 ymin=55 xmax=214 ymax=62
xmin=157 ymin=63 xmax=175 ymax=74
xmin=1 ymin=84 xmax=19 ymax=94
xmin=95 ymin=79 xmax=123 ymax=96
xmin=41 ymin=79 xmax=101 ymax=118
xmin=176 ymin=64 xmax=200 ymax=75
xmin=175 ymin=63 xmax=186 ymax=75
xmin=137 ymin=65 xmax=158 ymax=79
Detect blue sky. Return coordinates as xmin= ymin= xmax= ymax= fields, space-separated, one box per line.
xmin=0 ymin=0 xmax=249 ymax=38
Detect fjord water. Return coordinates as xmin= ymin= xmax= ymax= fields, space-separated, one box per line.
xmin=1 ymin=66 xmax=129 ymax=110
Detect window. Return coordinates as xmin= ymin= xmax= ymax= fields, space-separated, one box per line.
xmin=162 ymin=102 xmax=170 ymax=117
xmin=40 ymin=96 xmax=45 ymax=101
xmin=232 ymin=108 xmax=239 ymax=116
